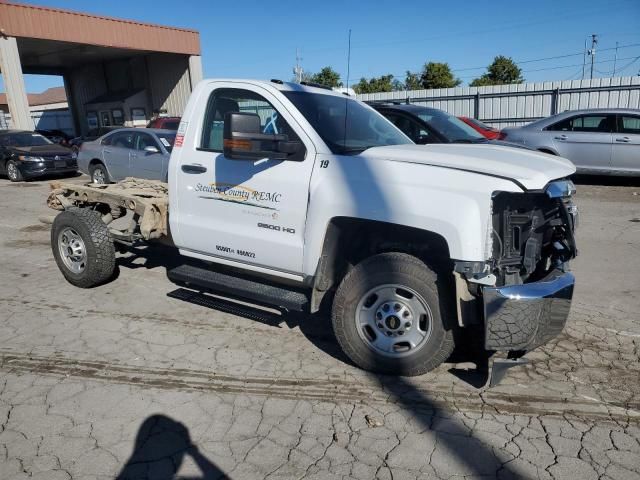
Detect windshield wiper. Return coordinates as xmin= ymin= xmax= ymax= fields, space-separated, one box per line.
xmin=451 ymin=138 xmax=487 ymax=144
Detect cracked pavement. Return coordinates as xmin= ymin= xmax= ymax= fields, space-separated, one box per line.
xmin=0 ymin=174 xmax=639 ymax=479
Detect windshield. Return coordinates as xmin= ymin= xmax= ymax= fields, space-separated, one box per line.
xmin=417 ymin=110 xmax=485 ymax=143
xmin=156 ymin=133 xmax=176 ymax=152
xmin=0 ymin=132 xmax=53 ymax=147
xmin=283 ymin=91 xmax=412 ymax=154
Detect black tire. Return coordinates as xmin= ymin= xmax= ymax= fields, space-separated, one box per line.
xmin=6 ymin=160 xmax=24 ymax=182
xmin=51 ymin=207 xmax=116 ymax=288
xmin=332 ymin=252 xmax=455 ymax=376
xmin=89 ymin=162 xmax=110 ymax=184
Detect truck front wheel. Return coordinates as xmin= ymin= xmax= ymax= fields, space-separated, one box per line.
xmin=332 ymin=252 xmax=454 ymax=376
xmin=51 ymin=207 xmax=116 ymax=288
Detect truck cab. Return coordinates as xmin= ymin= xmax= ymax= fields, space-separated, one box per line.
xmin=48 ymin=79 xmax=579 ymax=379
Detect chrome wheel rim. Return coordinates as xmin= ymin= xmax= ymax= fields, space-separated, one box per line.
xmin=7 ymin=162 xmax=18 ymax=181
xmin=92 ymin=167 xmax=106 ymax=184
xmin=355 ymin=284 xmax=433 ymax=358
xmin=58 ymin=227 xmax=87 ymax=274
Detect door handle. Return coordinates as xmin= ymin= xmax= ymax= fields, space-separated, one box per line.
xmin=103 ymin=149 xmax=112 ymax=153
xmin=554 ymin=135 xmax=568 ymax=140
xmin=181 ymin=163 xmax=207 ymax=174
xmin=615 ymin=137 xmax=630 ymax=143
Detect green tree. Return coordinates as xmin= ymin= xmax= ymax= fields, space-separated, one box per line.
xmin=404 ymin=71 xmax=422 ymax=90
xmin=352 ymin=74 xmax=395 ymax=94
xmin=420 ymin=62 xmax=461 ymax=89
xmin=309 ymin=66 xmax=343 ymax=88
xmin=470 ymin=56 xmax=524 ymax=86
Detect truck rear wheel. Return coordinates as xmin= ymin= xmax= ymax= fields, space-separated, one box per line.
xmin=332 ymin=252 xmax=454 ymax=376
xmin=51 ymin=207 xmax=116 ymax=288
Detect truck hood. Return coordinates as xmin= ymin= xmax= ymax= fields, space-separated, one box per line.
xmin=362 ymin=144 xmax=575 ymax=190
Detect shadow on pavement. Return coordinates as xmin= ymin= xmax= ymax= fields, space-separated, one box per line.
xmin=116 ymin=414 xmax=228 ymax=480
xmin=165 ymin=289 xmax=515 ymax=478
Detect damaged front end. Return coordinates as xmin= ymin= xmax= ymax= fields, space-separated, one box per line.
xmin=456 ymin=179 xmax=578 ymax=356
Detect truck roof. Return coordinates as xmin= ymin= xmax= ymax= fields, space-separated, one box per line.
xmin=199 ymin=79 xmax=350 ymax=98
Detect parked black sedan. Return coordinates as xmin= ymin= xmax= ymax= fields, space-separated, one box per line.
xmin=370 ymin=103 xmax=523 ymax=149
xmin=0 ymin=130 xmax=77 ymax=182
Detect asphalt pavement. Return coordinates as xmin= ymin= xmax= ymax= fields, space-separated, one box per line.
xmin=0 ymin=173 xmax=638 ymax=479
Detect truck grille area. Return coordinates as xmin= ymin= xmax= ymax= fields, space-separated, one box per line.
xmin=491 ymin=186 xmax=577 ymax=286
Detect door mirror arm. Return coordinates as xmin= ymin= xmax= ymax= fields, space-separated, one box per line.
xmin=143 ymin=146 xmax=160 ymax=154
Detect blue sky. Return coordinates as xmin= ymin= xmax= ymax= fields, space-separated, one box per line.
xmin=2 ymin=0 xmax=640 ymax=94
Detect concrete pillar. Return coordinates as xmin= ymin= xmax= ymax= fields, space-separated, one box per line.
xmin=188 ymin=55 xmax=203 ymax=90
xmin=0 ymin=36 xmax=33 ymax=130
xmin=63 ymin=73 xmax=80 ymax=136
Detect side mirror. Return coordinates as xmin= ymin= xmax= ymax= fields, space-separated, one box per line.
xmin=223 ymin=112 xmax=304 ymax=161
xmin=144 ymin=145 xmax=159 ymax=154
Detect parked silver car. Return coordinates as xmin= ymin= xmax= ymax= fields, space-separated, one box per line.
xmin=77 ymin=128 xmax=175 ymax=183
xmin=501 ymin=108 xmax=640 ymax=176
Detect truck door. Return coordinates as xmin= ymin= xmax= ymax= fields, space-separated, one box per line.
xmin=172 ymin=83 xmax=317 ymax=276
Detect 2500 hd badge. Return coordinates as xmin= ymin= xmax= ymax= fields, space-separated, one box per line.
xmin=258 ymin=223 xmax=295 ymax=234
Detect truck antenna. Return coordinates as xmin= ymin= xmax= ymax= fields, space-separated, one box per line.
xmin=343 ymin=29 xmax=352 ymax=150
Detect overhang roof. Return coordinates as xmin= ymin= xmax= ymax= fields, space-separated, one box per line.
xmin=0 ymin=2 xmax=200 ymax=56
xmin=0 ymin=86 xmax=67 ymax=106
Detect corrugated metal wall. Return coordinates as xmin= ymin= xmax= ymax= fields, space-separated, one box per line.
xmin=358 ymin=76 xmax=640 ymax=128
xmin=146 ymin=54 xmax=192 ymax=116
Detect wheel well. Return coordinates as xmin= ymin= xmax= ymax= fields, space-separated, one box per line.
xmin=310 ymin=217 xmax=451 ymax=312
xmin=88 ymin=159 xmax=104 ymax=168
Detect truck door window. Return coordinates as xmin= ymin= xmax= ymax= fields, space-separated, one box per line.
xmin=201 ymin=88 xmax=300 ymax=152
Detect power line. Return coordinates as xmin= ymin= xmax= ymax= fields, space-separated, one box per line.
xmin=349 ymin=44 xmax=640 ymax=83
xmin=455 ymin=55 xmax=640 ymax=80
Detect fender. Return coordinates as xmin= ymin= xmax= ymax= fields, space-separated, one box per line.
xmin=302 ymin=155 xmax=523 ymax=277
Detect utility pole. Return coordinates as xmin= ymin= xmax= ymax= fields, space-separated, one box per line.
xmin=581 ymin=37 xmax=587 ymax=80
xmin=589 ymin=34 xmax=598 ymax=80
xmin=612 ymin=41 xmax=619 ymax=76
xmin=293 ymin=48 xmax=303 ymax=83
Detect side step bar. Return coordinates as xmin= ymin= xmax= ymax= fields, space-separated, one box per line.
xmin=167 ymin=264 xmax=309 ymax=311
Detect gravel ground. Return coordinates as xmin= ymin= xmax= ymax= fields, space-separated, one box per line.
xmin=0 ymin=173 xmax=638 ymax=480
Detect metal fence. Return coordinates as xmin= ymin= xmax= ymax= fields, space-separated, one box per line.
xmin=357 ymin=76 xmax=640 ymax=128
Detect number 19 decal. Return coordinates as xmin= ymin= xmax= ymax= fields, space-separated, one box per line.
xmin=320 ymin=160 xmax=330 ymax=169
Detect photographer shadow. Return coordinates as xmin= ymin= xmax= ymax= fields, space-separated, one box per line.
xmin=116 ymin=415 xmax=227 ymax=480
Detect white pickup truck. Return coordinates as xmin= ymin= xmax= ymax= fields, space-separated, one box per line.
xmin=47 ymin=79 xmax=578 ymax=377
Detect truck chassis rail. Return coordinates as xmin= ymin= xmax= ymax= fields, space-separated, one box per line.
xmin=47 ymin=178 xmax=169 ymax=240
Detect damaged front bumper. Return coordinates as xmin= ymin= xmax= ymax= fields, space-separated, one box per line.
xmin=482 ymin=267 xmax=575 ymax=351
